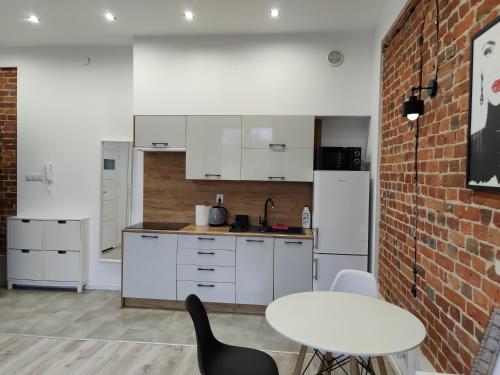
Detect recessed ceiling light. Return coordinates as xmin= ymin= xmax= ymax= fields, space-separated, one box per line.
xmin=183 ymin=11 xmax=195 ymax=20
xmin=270 ymin=9 xmax=280 ymax=18
xmin=104 ymin=12 xmax=117 ymax=21
xmin=26 ymin=15 xmax=41 ymax=23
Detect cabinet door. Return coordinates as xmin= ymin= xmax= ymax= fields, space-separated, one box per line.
xmin=44 ymin=220 xmax=81 ymax=251
xmin=236 ymin=237 xmax=274 ymax=305
xmin=186 ymin=116 xmax=241 ymax=180
xmin=274 ymin=239 xmax=313 ymax=299
xmin=122 ymin=232 xmax=177 ymax=300
xmin=7 ymin=219 xmax=43 ymax=250
xmin=241 ymin=149 xmax=313 ymax=182
xmin=44 ymin=251 xmax=80 ymax=282
xmin=242 ymin=116 xmax=314 ymax=149
xmin=134 ymin=116 xmax=186 ymax=149
xmin=7 ymin=249 xmax=44 ymax=280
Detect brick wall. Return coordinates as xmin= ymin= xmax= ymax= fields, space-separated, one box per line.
xmin=0 ymin=68 xmax=17 ymax=257
xmin=378 ymin=1 xmax=499 ymax=374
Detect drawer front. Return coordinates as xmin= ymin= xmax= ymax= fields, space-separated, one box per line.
xmin=7 ymin=219 xmax=43 ymax=250
xmin=178 ymin=235 xmax=236 ymax=250
xmin=134 ymin=115 xmax=186 ymax=149
xmin=177 ymin=249 xmax=235 ymax=267
xmin=7 ymin=249 xmax=43 ymax=280
xmin=44 ymin=250 xmax=80 ymax=282
xmin=177 ymin=264 xmax=235 ymax=283
xmin=177 ymin=281 xmax=235 ymax=304
xmin=44 ymin=220 xmax=81 ymax=251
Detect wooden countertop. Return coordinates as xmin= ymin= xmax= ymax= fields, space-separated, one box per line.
xmin=123 ymin=223 xmax=313 ymax=240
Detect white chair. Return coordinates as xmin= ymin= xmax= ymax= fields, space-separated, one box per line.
xmin=316 ymin=269 xmax=386 ymax=375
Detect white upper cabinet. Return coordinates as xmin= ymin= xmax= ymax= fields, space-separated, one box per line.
xmin=186 ymin=116 xmax=242 ymax=180
xmin=241 ymin=116 xmax=314 ymax=182
xmin=134 ymin=116 xmax=186 ymax=149
xmin=242 ymin=116 xmax=314 ymax=149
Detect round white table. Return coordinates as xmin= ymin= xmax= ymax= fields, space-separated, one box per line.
xmin=265 ymin=292 xmax=426 ymax=375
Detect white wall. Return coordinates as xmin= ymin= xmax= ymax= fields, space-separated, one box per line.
xmin=366 ymin=0 xmax=407 ymax=276
xmin=0 ymin=46 xmax=133 ymax=290
xmin=134 ymin=32 xmax=374 ymax=116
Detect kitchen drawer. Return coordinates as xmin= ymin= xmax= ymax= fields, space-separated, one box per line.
xmin=178 ymin=234 xmax=236 ymax=250
xmin=44 ymin=220 xmax=81 ymax=251
xmin=44 ymin=250 xmax=80 ymax=282
xmin=177 ymin=248 xmax=235 ymax=267
xmin=177 ymin=281 xmax=235 ymax=304
xmin=177 ymin=264 xmax=235 ymax=283
xmin=135 ymin=115 xmax=186 ymax=149
xmin=241 ymin=148 xmax=313 ymax=182
xmin=7 ymin=249 xmax=43 ymax=280
xmin=7 ymin=219 xmax=43 ymax=250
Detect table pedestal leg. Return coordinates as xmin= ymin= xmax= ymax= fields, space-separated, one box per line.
xmin=377 ymin=357 xmax=388 ymax=375
xmin=350 ymin=356 xmax=360 ymax=375
xmin=294 ymin=345 xmax=307 ymax=375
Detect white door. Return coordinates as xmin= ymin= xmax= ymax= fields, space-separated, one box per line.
xmin=313 ymin=253 xmax=368 ymax=291
xmin=313 ymin=171 xmax=369 ymax=255
xmin=101 ymin=145 xmax=119 ymax=250
xmin=186 ymin=116 xmax=242 ymax=180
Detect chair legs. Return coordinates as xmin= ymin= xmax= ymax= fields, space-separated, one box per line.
xmin=350 ymin=356 xmax=360 ymax=375
xmin=376 ymin=357 xmax=387 ymax=375
xmin=293 ymin=345 xmax=308 ymax=375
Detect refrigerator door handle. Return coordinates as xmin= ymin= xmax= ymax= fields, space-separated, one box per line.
xmin=313 ymin=258 xmax=318 ymax=280
xmin=313 ymin=227 xmax=318 ymax=249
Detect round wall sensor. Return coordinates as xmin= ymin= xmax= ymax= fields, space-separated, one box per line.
xmin=327 ymin=50 xmax=344 ymax=66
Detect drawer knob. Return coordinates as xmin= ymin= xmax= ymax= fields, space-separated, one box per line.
xmin=141 ymin=235 xmax=159 ymax=239
xmin=197 ymin=237 xmax=215 ymax=241
xmin=246 ymin=239 xmax=264 ymax=243
xmin=197 ymin=251 xmax=215 ymax=255
xmin=197 ymin=267 xmax=215 ymax=271
xmin=197 ymin=284 xmax=215 ymax=288
xmin=284 ymin=241 xmax=303 ymax=245
xmin=152 ymin=142 xmax=169 ymax=147
xmin=268 ymin=176 xmax=285 ymax=180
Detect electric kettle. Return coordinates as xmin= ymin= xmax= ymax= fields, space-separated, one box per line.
xmin=209 ymin=203 xmax=228 ymax=227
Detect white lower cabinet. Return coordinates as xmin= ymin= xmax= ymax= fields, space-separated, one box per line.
xmin=7 ymin=249 xmax=43 ymax=280
xmin=274 ymin=239 xmax=313 ymax=299
xmin=122 ymin=232 xmax=177 ymax=300
xmin=236 ymin=237 xmax=274 ymax=305
xmin=177 ymin=281 xmax=236 ymax=304
xmin=177 ymin=264 xmax=235 ymax=283
xmin=44 ymin=251 xmax=80 ymax=282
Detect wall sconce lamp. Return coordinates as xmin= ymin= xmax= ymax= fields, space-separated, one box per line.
xmin=402 ymin=79 xmax=438 ymax=121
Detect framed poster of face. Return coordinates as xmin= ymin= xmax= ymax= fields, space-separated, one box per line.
xmin=467 ymin=15 xmax=500 ymax=191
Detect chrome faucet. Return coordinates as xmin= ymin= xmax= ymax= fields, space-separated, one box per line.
xmin=259 ymin=198 xmax=275 ymax=227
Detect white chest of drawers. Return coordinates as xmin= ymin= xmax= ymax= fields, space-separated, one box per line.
xmin=7 ymin=217 xmax=89 ymax=293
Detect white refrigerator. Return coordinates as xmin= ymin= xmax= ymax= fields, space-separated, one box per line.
xmin=312 ymin=170 xmax=370 ymax=291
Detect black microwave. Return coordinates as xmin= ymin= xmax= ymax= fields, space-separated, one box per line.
xmin=315 ymin=147 xmax=362 ymax=170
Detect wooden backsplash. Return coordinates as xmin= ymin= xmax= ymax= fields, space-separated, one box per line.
xmin=143 ymin=152 xmax=313 ymax=226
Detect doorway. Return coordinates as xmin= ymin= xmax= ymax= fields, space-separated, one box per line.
xmin=100 ymin=141 xmax=132 ymax=261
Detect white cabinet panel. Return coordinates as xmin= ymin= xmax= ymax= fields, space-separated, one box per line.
xmin=186 ymin=116 xmax=241 ymax=180
xmin=274 ymin=239 xmax=313 ymax=299
xmin=177 ymin=281 xmax=235 ymax=304
xmin=312 ymin=254 xmax=368 ymax=291
xmin=242 ymin=116 xmax=314 ymax=149
xmin=7 ymin=249 xmax=43 ymax=280
xmin=236 ymin=237 xmax=274 ymax=305
xmin=122 ymin=232 xmax=177 ymax=300
xmin=44 ymin=220 xmax=81 ymax=251
xmin=135 ymin=116 xmax=186 ymax=149
xmin=177 ymin=265 xmax=235 ymax=283
xmin=241 ymin=149 xmax=313 ymax=182
xmin=178 ymin=234 xmax=236 ymax=250
xmin=44 ymin=251 xmax=80 ymax=282
xmin=7 ymin=219 xmax=43 ymax=250
xmin=177 ymin=249 xmax=235 ymax=267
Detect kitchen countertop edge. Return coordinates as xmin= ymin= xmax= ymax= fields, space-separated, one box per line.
xmin=123 ymin=224 xmax=313 ymax=240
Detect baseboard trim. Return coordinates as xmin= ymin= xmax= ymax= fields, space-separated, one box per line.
xmin=85 ymin=283 xmax=121 ymax=291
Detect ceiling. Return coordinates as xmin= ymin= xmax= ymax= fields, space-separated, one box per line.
xmin=0 ymin=0 xmax=388 ymax=47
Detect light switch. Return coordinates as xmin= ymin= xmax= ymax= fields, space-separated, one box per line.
xmin=26 ymin=174 xmax=44 ymax=182
xmin=216 ymin=194 xmax=224 ymax=204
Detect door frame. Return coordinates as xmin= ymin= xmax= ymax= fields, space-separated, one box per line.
xmin=99 ymin=140 xmax=133 ymax=263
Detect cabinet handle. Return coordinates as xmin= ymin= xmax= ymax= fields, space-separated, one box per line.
xmin=58 ymin=251 xmax=67 ymax=254
xmin=58 ymin=220 xmax=67 ymax=224
xmin=313 ymin=258 xmax=318 ymax=280
xmin=268 ymin=176 xmax=285 ymax=180
xmin=197 ymin=237 xmax=215 ymax=241
xmin=21 ymin=249 xmax=30 ymax=254
xmin=141 ymin=235 xmax=159 ymax=239
xmin=197 ymin=251 xmax=215 ymax=255
xmin=313 ymin=228 xmax=318 ymax=249
xmin=197 ymin=267 xmax=215 ymax=271
xmin=246 ymin=239 xmax=264 ymax=243
xmin=151 ymin=142 xmax=168 ymax=147
xmin=269 ymin=143 xmax=286 ymax=149
xmin=21 ymin=219 xmax=30 ymax=223
xmin=197 ymin=284 xmax=215 ymax=288
xmin=284 ymin=241 xmax=303 ymax=245
xmin=204 ymin=174 xmax=221 ymax=178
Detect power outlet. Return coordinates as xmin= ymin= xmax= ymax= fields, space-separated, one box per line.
xmin=216 ymin=194 xmax=224 ymax=204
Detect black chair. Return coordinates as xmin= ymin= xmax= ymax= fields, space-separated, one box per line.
xmin=185 ymin=294 xmax=279 ymax=375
